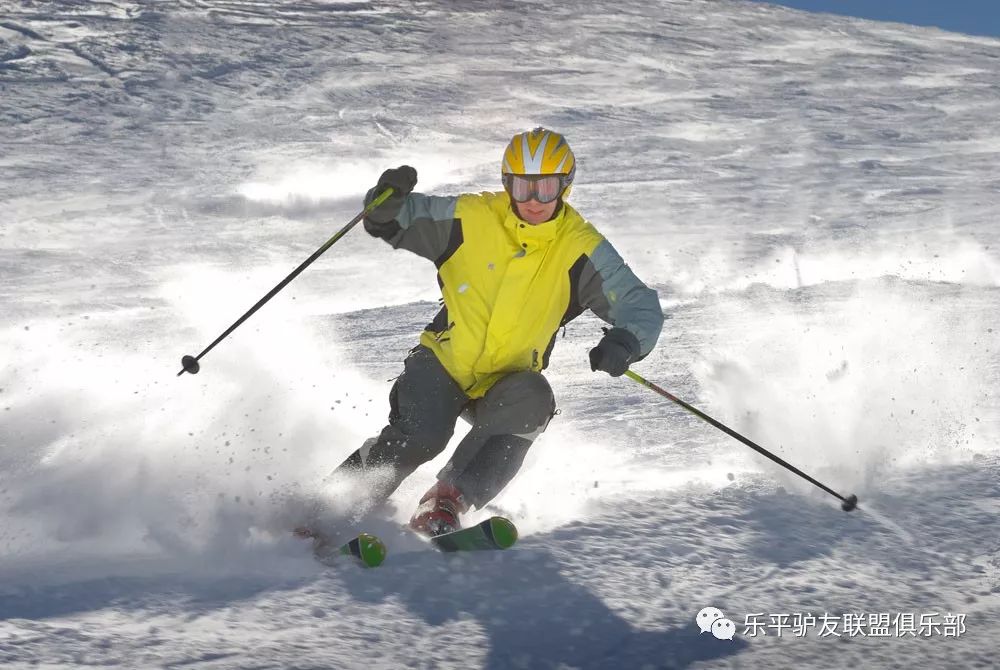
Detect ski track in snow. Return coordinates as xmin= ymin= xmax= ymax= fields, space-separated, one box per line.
xmin=1 ymin=0 xmax=999 ymax=668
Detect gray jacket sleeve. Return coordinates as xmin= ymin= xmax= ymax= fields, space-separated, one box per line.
xmin=577 ymin=239 xmax=664 ymax=358
xmin=364 ymin=189 xmax=460 ymax=264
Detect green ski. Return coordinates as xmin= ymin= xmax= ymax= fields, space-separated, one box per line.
xmin=294 ymin=527 xmax=387 ymax=568
xmin=429 ymin=516 xmax=518 ymax=553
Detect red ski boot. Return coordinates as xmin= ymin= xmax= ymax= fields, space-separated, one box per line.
xmin=409 ymin=480 xmax=469 ymax=537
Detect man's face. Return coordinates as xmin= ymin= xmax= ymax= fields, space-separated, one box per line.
xmin=517 ymin=197 xmax=559 ymax=225
xmin=504 ymin=173 xmax=564 ymax=225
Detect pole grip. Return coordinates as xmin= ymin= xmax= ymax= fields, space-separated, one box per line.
xmin=366 ymin=186 xmax=395 ymax=212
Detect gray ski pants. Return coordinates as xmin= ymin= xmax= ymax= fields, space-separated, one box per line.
xmin=335 ymin=345 xmax=556 ymax=509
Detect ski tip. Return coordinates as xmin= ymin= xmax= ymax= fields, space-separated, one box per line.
xmin=487 ymin=516 xmax=518 ymax=550
xmin=355 ymin=532 xmax=387 ymax=567
xmin=331 ymin=532 xmax=387 ymax=567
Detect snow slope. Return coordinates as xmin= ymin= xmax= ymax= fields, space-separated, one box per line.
xmin=1 ymin=0 xmax=998 ymax=667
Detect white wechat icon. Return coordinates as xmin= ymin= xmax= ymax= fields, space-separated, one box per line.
xmin=696 ymin=606 xmax=725 ymax=634
xmin=712 ymin=618 xmax=736 ymax=640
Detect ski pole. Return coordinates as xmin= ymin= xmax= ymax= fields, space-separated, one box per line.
xmin=176 ymin=187 xmax=396 ymax=377
xmin=623 ymin=369 xmax=859 ymax=512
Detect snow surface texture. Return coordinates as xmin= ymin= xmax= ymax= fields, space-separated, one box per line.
xmin=2 ymin=0 xmax=999 ymax=667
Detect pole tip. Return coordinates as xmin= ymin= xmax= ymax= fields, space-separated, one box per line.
xmin=841 ymin=494 xmax=858 ymax=512
xmin=179 ymin=355 xmax=200 ymax=376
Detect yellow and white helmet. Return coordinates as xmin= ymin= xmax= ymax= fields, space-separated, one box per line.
xmin=501 ymin=127 xmax=576 ymax=198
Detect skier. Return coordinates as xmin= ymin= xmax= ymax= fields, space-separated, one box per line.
xmin=333 ymin=127 xmax=664 ymax=536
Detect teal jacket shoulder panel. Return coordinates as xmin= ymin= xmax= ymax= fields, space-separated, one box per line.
xmin=364 ymin=188 xmax=461 ymax=264
xmin=576 ymin=237 xmax=664 ymax=358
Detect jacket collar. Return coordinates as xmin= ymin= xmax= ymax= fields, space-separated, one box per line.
xmin=505 ymin=200 xmax=564 ymax=253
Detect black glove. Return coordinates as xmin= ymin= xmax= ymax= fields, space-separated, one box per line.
xmin=364 ymin=165 xmax=417 ymax=227
xmin=589 ymin=327 xmax=640 ymax=377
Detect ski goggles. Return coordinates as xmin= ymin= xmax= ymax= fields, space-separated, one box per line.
xmin=502 ymin=173 xmax=570 ymax=204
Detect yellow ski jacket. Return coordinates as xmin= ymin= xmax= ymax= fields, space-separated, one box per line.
xmin=365 ymin=190 xmax=663 ymax=398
